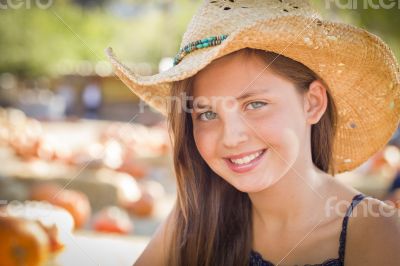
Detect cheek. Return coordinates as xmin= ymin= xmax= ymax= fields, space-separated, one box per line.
xmin=193 ymin=125 xmax=219 ymax=162
xmin=254 ymin=114 xmax=302 ymax=161
xmin=251 ymin=114 xmax=286 ymax=144
xmin=253 ymin=107 xmax=303 ymax=142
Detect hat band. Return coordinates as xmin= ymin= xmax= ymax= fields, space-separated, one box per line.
xmin=173 ymin=34 xmax=229 ymax=66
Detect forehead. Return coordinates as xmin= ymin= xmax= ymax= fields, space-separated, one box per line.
xmin=191 ymin=50 xmax=295 ymax=99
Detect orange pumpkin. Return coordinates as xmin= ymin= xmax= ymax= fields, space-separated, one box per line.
xmin=117 ymin=161 xmax=149 ymax=179
xmin=51 ymin=189 xmax=91 ymax=229
xmin=30 ymin=183 xmax=59 ymax=202
xmin=2 ymin=200 xmax=74 ymax=254
xmin=0 ymin=216 xmax=49 ymax=266
xmin=31 ymin=183 xmax=91 ymax=229
xmin=37 ymin=223 xmax=64 ymax=253
xmin=92 ymin=206 xmax=133 ymax=235
xmin=124 ymin=189 xmax=155 ymax=217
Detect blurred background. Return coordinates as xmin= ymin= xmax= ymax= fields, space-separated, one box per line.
xmin=0 ymin=0 xmax=399 ymax=265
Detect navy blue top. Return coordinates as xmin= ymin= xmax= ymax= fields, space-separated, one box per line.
xmin=249 ymin=193 xmax=367 ymax=266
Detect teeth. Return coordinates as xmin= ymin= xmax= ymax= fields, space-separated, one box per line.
xmin=230 ymin=150 xmax=263 ymax=165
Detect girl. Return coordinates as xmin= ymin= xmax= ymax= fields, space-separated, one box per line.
xmin=106 ymin=1 xmax=400 ymax=265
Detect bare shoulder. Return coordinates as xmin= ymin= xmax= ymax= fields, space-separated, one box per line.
xmin=133 ymin=206 xmax=175 ymax=266
xmin=345 ymin=196 xmax=400 ymax=266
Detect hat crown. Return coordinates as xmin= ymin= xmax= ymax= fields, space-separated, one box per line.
xmin=180 ymin=0 xmax=319 ymax=50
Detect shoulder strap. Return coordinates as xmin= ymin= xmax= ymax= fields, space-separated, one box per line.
xmin=338 ymin=193 xmax=367 ymax=264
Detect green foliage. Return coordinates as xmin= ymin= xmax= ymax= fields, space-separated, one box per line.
xmin=0 ymin=3 xmax=112 ymax=76
xmin=0 ymin=0 xmax=397 ymax=77
xmin=0 ymin=0 xmax=200 ymax=77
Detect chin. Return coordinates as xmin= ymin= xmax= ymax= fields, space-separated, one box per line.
xmin=239 ymin=172 xmax=287 ymax=193
xmin=233 ymin=182 xmax=271 ymax=193
xmin=229 ymin=176 xmax=271 ymax=193
xmin=235 ymin=185 xmax=264 ymax=193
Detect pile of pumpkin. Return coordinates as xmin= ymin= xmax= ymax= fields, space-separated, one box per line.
xmin=0 ymin=109 xmax=170 ymax=265
xmin=0 ymin=201 xmax=73 ymax=266
xmin=0 ymin=179 xmax=165 ymax=266
xmin=0 ymin=107 xmax=171 ymax=179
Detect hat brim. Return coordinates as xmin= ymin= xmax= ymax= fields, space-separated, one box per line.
xmin=105 ymin=15 xmax=400 ymax=174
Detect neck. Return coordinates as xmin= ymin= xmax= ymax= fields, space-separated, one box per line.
xmin=248 ymin=160 xmax=331 ymax=231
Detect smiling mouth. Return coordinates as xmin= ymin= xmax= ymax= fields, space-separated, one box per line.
xmin=227 ymin=149 xmax=267 ymax=165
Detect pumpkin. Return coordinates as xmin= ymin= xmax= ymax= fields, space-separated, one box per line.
xmin=117 ymin=160 xmax=149 ymax=179
xmin=92 ymin=206 xmax=133 ymax=235
xmin=122 ymin=181 xmax=164 ymax=217
xmin=31 ymin=183 xmax=91 ymax=229
xmin=2 ymin=200 xmax=74 ymax=254
xmin=0 ymin=216 xmax=49 ymax=266
xmin=124 ymin=188 xmax=155 ymax=217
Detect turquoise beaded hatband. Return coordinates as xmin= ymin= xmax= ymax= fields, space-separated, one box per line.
xmin=173 ymin=34 xmax=229 ymax=66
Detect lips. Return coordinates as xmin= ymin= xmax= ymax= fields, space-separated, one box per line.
xmin=224 ymin=148 xmax=267 ymax=174
xmin=224 ymin=148 xmax=266 ymax=160
xmin=229 ymin=150 xmax=264 ymax=165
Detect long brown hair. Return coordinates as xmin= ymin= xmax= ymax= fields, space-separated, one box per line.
xmin=165 ymin=48 xmax=338 ymax=266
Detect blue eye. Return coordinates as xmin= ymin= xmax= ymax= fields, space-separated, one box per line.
xmin=246 ymin=101 xmax=267 ymax=110
xmin=198 ymin=111 xmax=217 ymax=121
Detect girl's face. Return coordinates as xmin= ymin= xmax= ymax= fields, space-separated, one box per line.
xmin=191 ymin=51 xmax=316 ymax=193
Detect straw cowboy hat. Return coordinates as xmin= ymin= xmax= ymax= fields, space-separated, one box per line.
xmin=105 ymin=0 xmax=400 ymax=174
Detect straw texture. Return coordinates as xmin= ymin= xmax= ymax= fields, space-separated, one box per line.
xmin=105 ymin=0 xmax=400 ymax=174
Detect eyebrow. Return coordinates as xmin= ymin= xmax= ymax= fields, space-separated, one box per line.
xmin=193 ymin=87 xmax=270 ymax=109
xmin=237 ymin=87 xmax=270 ymax=101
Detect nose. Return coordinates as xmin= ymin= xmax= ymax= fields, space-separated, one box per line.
xmin=222 ymin=118 xmax=249 ymax=148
